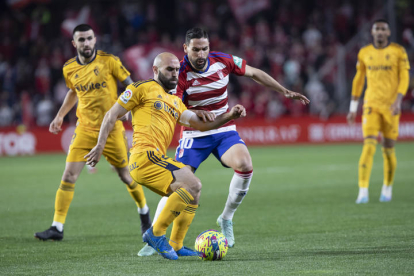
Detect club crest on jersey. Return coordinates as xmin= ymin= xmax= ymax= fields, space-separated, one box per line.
xmin=233 ymin=55 xmax=243 ymax=69
xmin=94 ymin=66 xmax=99 ymax=76
xmin=217 ymin=69 xmax=224 ymax=79
xmin=120 ymin=89 xmax=133 ymax=104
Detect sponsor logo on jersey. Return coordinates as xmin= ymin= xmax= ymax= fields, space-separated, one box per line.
xmin=233 ymin=55 xmax=243 ymax=69
xmin=154 ymin=101 xmax=163 ymax=110
xmin=74 ymin=82 xmax=107 ymax=92
xmin=120 ymin=89 xmax=133 ymax=104
xmin=193 ymin=80 xmax=200 ymax=86
xmin=154 ymin=101 xmax=179 ymax=120
xmin=367 ymin=65 xmax=392 ymax=71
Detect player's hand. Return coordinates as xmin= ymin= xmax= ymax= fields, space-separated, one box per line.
xmin=347 ymin=112 xmax=356 ymax=125
xmin=390 ymin=99 xmax=401 ymax=115
xmin=284 ymin=90 xmax=310 ymax=105
xmin=193 ymin=110 xmax=216 ymax=122
xmin=84 ymin=145 xmax=103 ymax=167
xmin=49 ymin=116 xmax=63 ymax=134
xmin=229 ymin=105 xmax=246 ymax=119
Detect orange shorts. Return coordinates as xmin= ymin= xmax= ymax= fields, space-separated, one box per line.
xmin=129 ymin=150 xmax=186 ymax=196
xmin=66 ymin=126 xmax=129 ymax=168
xmin=362 ymin=106 xmax=400 ymax=140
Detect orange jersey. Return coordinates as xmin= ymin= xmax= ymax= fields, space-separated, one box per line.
xmin=63 ymin=50 xmax=130 ymax=131
xmin=352 ymin=43 xmax=410 ymax=109
xmin=117 ymin=79 xmax=188 ymax=155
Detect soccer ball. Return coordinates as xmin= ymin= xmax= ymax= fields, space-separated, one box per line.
xmin=194 ymin=229 xmax=228 ymax=261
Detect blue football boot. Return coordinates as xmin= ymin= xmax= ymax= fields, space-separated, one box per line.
xmin=142 ymin=227 xmax=178 ymax=260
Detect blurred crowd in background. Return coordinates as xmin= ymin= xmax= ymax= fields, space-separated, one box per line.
xmin=1 ymin=0 xmax=414 ymax=127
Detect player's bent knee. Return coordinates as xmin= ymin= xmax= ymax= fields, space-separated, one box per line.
xmin=62 ymin=171 xmax=79 ymax=183
xmin=234 ymin=159 xmax=253 ymax=172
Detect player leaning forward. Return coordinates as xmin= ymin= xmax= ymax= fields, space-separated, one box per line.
xmin=347 ymin=19 xmax=410 ymax=203
xmin=138 ymin=27 xmax=310 ymax=256
xmin=34 ymin=24 xmax=151 ymax=241
xmin=85 ymin=52 xmax=247 ymax=260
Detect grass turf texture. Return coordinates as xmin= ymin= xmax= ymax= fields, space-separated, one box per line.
xmin=1 ymin=143 xmax=413 ymax=275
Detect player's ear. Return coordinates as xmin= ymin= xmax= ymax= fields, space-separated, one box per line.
xmin=152 ymin=65 xmax=159 ymax=76
xmin=71 ymin=39 xmax=76 ymax=49
xmin=183 ymin=43 xmax=188 ymax=54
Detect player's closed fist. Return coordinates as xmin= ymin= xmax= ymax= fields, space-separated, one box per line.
xmin=230 ymin=105 xmax=246 ymax=119
xmin=49 ymin=117 xmax=63 ymax=134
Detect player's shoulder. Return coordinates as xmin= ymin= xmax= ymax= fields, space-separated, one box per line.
xmin=96 ymin=50 xmax=120 ymax=61
xmin=209 ymin=51 xmax=232 ymax=60
xmin=179 ymin=58 xmax=191 ymax=75
xmin=63 ymin=56 xmax=77 ymax=71
xmin=389 ymin=42 xmax=407 ymax=53
xmin=359 ymin=44 xmax=373 ymax=53
xmin=128 ymin=79 xmax=157 ymax=91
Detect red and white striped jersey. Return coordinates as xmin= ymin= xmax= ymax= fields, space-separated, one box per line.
xmin=176 ymin=51 xmax=246 ymax=138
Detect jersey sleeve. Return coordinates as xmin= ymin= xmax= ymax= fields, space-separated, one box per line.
xmin=229 ymin=54 xmax=247 ymax=76
xmin=399 ymin=46 xmax=410 ymax=71
xmin=177 ymin=97 xmax=188 ymax=114
xmin=351 ymin=49 xmax=366 ymax=98
xmin=176 ymin=73 xmax=187 ymax=99
xmin=117 ymin=84 xmax=144 ymax=111
xmin=110 ymin=55 xmax=131 ymax=82
xmin=398 ymin=47 xmax=410 ymax=95
xmin=62 ymin=68 xmax=75 ymax=91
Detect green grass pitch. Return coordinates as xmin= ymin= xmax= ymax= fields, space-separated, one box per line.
xmin=1 ymin=143 xmax=414 ymax=275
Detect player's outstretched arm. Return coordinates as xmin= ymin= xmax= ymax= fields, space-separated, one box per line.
xmin=84 ymin=103 xmax=128 ymax=167
xmin=190 ymin=109 xmax=216 ymax=122
xmin=49 ymin=89 xmax=78 ymax=134
xmin=180 ymin=105 xmax=246 ymax=132
xmin=244 ymin=65 xmax=310 ymax=105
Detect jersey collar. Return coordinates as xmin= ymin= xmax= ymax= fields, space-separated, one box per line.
xmin=372 ymin=41 xmax=391 ymax=49
xmin=184 ymin=55 xmax=210 ymax=74
xmin=76 ymin=49 xmax=97 ymax=65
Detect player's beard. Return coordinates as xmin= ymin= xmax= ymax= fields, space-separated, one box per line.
xmin=79 ymin=46 xmax=95 ymax=59
xmin=191 ymin=57 xmax=207 ymax=70
xmin=158 ymin=71 xmax=177 ymax=90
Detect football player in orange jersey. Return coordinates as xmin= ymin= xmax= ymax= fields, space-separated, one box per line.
xmin=347 ymin=19 xmax=410 ymax=203
xmin=35 ymin=24 xmax=151 ymax=241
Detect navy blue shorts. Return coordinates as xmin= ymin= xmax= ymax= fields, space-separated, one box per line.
xmin=175 ymin=131 xmax=245 ymax=171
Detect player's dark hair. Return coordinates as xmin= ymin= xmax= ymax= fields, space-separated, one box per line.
xmin=373 ymin=19 xmax=389 ymax=26
xmin=185 ymin=27 xmax=209 ymax=45
xmin=73 ymin=24 xmax=93 ymax=36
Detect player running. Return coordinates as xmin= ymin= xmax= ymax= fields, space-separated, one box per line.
xmin=85 ymin=52 xmax=246 ymax=260
xmin=34 ymin=24 xmax=151 ymax=241
xmin=347 ymin=19 xmax=410 ymax=204
xmin=138 ymin=27 xmax=309 ymax=256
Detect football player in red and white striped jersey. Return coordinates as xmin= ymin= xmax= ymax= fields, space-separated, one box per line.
xmin=138 ymin=28 xmax=309 ymax=256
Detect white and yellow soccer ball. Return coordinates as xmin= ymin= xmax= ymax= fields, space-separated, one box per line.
xmin=195 ymin=229 xmax=228 ymax=261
